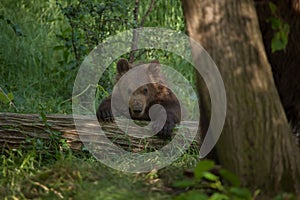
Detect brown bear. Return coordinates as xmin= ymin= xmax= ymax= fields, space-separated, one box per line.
xmin=96 ymin=58 xmax=181 ymax=138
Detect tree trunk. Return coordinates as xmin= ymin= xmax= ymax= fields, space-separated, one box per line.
xmin=0 ymin=112 xmax=198 ymax=152
xmin=181 ymin=0 xmax=300 ymax=194
xmin=255 ymin=0 xmax=300 ymax=139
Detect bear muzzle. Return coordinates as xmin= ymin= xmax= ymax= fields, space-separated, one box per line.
xmin=129 ymin=99 xmax=146 ymax=117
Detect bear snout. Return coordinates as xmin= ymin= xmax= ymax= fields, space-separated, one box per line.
xmin=132 ymin=106 xmax=143 ymax=114
xmin=129 ymin=98 xmax=146 ymax=117
xmin=132 ymin=100 xmax=143 ymax=113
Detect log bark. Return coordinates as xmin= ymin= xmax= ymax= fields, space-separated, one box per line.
xmin=0 ymin=112 xmax=198 ymax=152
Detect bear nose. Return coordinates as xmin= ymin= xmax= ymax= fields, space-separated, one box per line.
xmin=133 ymin=107 xmax=143 ymax=114
xmin=132 ymin=100 xmax=143 ymax=114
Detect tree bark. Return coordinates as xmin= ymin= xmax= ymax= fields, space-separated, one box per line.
xmin=181 ymin=0 xmax=300 ymax=194
xmin=0 ymin=112 xmax=198 ymax=152
xmin=255 ymin=0 xmax=300 ymax=139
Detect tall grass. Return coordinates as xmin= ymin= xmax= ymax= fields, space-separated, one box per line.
xmin=0 ymin=0 xmax=74 ymax=113
xmin=0 ymin=0 xmax=194 ymax=114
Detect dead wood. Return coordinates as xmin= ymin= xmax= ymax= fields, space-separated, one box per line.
xmin=0 ymin=113 xmax=199 ymax=152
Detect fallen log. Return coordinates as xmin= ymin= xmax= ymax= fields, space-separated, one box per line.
xmin=0 ymin=113 xmax=199 ymax=152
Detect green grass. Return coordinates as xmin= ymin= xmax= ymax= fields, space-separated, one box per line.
xmin=0 ymin=0 xmax=74 ymax=113
xmin=0 ymin=146 xmax=200 ymax=199
xmin=0 ymin=1 xmax=297 ymax=199
xmin=0 ymin=0 xmax=190 ymax=114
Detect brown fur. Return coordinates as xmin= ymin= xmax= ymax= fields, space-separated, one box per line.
xmin=97 ymin=59 xmax=181 ymax=138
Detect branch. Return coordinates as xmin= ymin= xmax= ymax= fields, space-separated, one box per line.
xmin=133 ymin=0 xmax=139 ymax=27
xmin=129 ymin=0 xmax=140 ymax=63
xmin=139 ymin=0 xmax=155 ymax=27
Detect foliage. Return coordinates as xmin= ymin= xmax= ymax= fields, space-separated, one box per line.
xmin=0 ymin=86 xmax=17 ymax=111
xmin=173 ymin=160 xmax=257 ymax=200
xmin=0 ymin=0 xmax=74 ymax=113
xmin=0 ymin=0 xmax=188 ymax=114
xmin=56 ymin=0 xmax=184 ymax=63
xmin=267 ymin=2 xmax=290 ymax=53
xmin=56 ymin=0 xmax=189 ymax=107
xmin=56 ymin=0 xmax=133 ymax=63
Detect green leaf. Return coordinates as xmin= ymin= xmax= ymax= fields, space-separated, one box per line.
xmin=219 ymin=169 xmax=240 ymax=187
xmin=283 ymin=23 xmax=290 ymax=33
xmin=172 ymin=179 xmax=195 ymax=188
xmin=0 ymin=90 xmax=9 ymax=104
xmin=7 ymin=92 xmax=14 ymax=101
xmin=268 ymin=18 xmax=281 ymax=30
xmin=209 ymin=193 xmax=229 ymax=200
xmin=269 ymin=2 xmax=277 ymax=14
xmin=229 ymin=187 xmax=252 ymax=199
xmin=271 ymin=34 xmax=286 ymax=53
xmin=203 ymin=172 xmax=219 ymax=182
xmin=194 ymin=160 xmax=215 ymax=180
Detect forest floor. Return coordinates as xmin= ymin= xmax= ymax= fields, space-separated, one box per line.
xmin=0 ymin=147 xmax=199 ymax=199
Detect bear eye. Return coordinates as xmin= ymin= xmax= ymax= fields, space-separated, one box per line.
xmin=142 ymin=87 xmax=148 ymax=95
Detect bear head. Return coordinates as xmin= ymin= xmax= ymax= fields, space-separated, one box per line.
xmin=114 ymin=59 xmax=169 ymax=119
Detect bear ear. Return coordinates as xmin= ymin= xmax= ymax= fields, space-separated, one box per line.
xmin=148 ymin=60 xmax=160 ymax=74
xmin=150 ymin=59 xmax=160 ymax=64
xmin=117 ymin=58 xmax=131 ymax=74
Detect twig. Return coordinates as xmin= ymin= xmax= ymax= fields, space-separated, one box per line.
xmin=134 ymin=49 xmax=148 ymax=60
xmin=129 ymin=0 xmax=156 ymax=63
xmin=133 ymin=0 xmax=139 ymax=26
xmin=140 ymin=0 xmax=155 ymax=27
xmin=129 ymin=0 xmax=140 ymax=63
